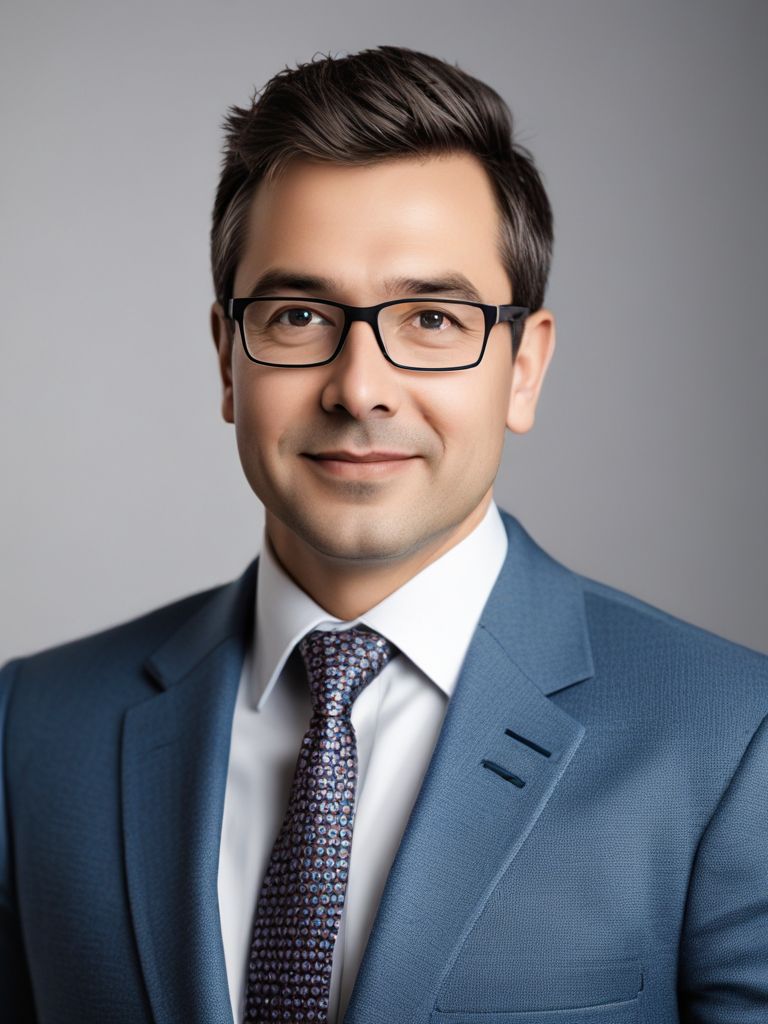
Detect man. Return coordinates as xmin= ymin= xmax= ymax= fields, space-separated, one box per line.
xmin=1 ymin=44 xmax=767 ymax=1024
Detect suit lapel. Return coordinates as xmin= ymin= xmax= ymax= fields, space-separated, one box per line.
xmin=121 ymin=557 xmax=257 ymax=1024
xmin=344 ymin=510 xmax=595 ymax=1022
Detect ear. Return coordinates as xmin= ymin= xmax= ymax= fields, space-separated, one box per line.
xmin=506 ymin=308 xmax=556 ymax=434
xmin=210 ymin=301 xmax=235 ymax=424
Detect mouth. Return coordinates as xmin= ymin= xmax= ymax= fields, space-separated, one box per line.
xmin=306 ymin=450 xmax=415 ymax=462
xmin=303 ymin=451 xmax=419 ymax=478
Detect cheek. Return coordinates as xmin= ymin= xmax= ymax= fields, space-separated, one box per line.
xmin=231 ymin=369 xmax=302 ymax=463
xmin=419 ymin=373 xmax=509 ymax=467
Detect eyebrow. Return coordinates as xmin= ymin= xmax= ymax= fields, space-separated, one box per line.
xmin=243 ymin=268 xmax=484 ymax=304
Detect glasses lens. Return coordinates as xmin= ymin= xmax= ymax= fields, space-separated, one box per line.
xmin=378 ymin=301 xmax=486 ymax=368
xmin=242 ymin=299 xmax=344 ymax=364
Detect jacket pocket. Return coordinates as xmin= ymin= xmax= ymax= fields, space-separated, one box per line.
xmin=430 ymin=999 xmax=638 ymax=1023
xmin=434 ymin=957 xmax=642 ymax=1020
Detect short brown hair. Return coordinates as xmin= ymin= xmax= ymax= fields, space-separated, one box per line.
xmin=210 ymin=45 xmax=553 ymax=338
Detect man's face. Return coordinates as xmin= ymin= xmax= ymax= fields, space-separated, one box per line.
xmin=212 ymin=152 xmax=554 ymax=567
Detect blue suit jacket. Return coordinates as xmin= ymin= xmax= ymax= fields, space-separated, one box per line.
xmin=2 ymin=509 xmax=768 ymax=1023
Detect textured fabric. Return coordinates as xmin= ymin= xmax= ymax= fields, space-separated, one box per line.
xmin=219 ymin=500 xmax=508 ymax=1024
xmin=243 ymin=628 xmax=394 ymax=1023
xmin=2 ymin=509 xmax=768 ymax=1024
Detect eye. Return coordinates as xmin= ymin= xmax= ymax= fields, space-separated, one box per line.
xmin=414 ymin=309 xmax=457 ymax=330
xmin=273 ymin=307 xmax=331 ymax=328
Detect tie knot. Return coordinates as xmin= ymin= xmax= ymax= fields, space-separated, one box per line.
xmin=298 ymin=626 xmax=394 ymax=717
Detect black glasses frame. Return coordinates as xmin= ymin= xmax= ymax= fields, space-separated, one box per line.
xmin=226 ymin=296 xmax=530 ymax=371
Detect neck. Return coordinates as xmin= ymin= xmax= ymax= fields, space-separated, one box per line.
xmin=265 ymin=494 xmax=493 ymax=621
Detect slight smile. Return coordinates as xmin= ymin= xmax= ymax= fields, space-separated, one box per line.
xmin=303 ymin=451 xmax=420 ymax=478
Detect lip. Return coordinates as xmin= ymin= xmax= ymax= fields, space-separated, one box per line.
xmin=307 ymin=450 xmax=415 ymax=462
xmin=303 ymin=451 xmax=419 ymax=479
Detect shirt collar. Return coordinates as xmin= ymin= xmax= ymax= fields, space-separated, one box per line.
xmin=251 ymin=500 xmax=509 ymax=710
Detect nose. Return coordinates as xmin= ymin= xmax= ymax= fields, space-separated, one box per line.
xmin=319 ymin=319 xmax=402 ymax=420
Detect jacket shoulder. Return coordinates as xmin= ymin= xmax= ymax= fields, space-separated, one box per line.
xmin=1 ymin=576 xmax=231 ymax=683
xmin=576 ymin=569 xmax=768 ymax=702
xmin=500 ymin=508 xmax=768 ymax=687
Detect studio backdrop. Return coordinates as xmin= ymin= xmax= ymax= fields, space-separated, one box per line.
xmin=1 ymin=0 xmax=766 ymax=662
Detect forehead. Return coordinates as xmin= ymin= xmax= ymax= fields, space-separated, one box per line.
xmin=233 ymin=153 xmax=509 ymax=300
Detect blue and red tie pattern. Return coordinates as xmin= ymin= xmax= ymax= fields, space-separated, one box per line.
xmin=243 ymin=626 xmax=395 ymax=1023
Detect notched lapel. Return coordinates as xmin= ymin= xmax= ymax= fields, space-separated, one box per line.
xmin=345 ymin=512 xmax=595 ymax=1023
xmin=121 ymin=558 xmax=257 ymax=1024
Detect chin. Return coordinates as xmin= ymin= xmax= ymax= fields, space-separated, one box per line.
xmin=301 ymin=524 xmax=415 ymax=564
xmin=280 ymin=504 xmax=438 ymax=565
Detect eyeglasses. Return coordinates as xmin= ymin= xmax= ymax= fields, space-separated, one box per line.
xmin=226 ymin=296 xmax=529 ymax=371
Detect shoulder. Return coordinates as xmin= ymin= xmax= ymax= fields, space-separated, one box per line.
xmin=0 ymin=567 xmax=249 ymax=701
xmin=568 ymin=568 xmax=768 ymax=756
xmin=502 ymin=506 xmax=767 ymax=669
xmin=499 ymin=508 xmax=768 ymax=717
xmin=578 ymin=569 xmax=768 ymax=680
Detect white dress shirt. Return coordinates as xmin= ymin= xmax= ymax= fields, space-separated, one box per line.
xmin=217 ymin=500 xmax=509 ymax=1023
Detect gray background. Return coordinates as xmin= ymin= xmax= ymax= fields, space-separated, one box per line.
xmin=1 ymin=0 xmax=766 ymax=663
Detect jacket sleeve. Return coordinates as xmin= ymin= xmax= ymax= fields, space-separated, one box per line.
xmin=678 ymin=709 xmax=768 ymax=1021
xmin=0 ymin=659 xmax=38 ymax=1021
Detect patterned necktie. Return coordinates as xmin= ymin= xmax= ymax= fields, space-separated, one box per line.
xmin=243 ymin=626 xmax=395 ymax=1023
